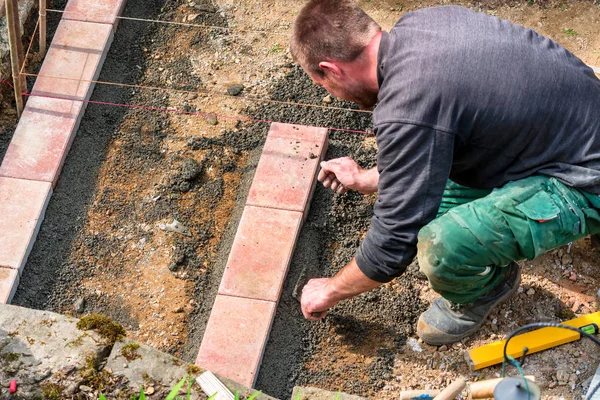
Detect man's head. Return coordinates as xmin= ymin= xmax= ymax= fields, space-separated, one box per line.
xmin=291 ymin=0 xmax=381 ymax=109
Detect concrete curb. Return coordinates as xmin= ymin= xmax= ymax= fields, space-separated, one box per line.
xmin=0 ymin=0 xmax=128 ymax=303
xmin=195 ymin=122 xmax=328 ymax=388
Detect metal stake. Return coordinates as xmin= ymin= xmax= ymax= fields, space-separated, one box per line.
xmin=39 ymin=0 xmax=46 ymax=56
xmin=5 ymin=0 xmax=24 ymax=116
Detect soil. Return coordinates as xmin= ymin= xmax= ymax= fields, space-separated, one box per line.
xmin=2 ymin=0 xmax=599 ymax=399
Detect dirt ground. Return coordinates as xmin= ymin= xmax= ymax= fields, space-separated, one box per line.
xmin=2 ymin=0 xmax=600 ymax=399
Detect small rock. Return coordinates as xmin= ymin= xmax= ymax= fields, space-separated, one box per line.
xmin=438 ymin=345 xmax=448 ymax=352
xmin=517 ymin=286 xmax=524 ymax=293
xmin=145 ymin=386 xmax=155 ymax=395
xmin=526 ymin=288 xmax=536 ymax=296
xmin=79 ymin=385 xmax=92 ymax=393
xmin=73 ymin=297 xmax=85 ymax=313
xmin=556 ymin=370 xmax=569 ymax=385
xmin=159 ymin=220 xmax=191 ymax=236
xmin=226 ymin=83 xmax=244 ymax=96
xmin=562 ymin=254 xmax=573 ymax=265
xmin=406 ymin=337 xmax=422 ymax=353
xmin=168 ymin=262 xmax=180 ymax=272
xmin=205 ymin=115 xmax=218 ymax=125
xmin=323 ymin=95 xmax=332 ymax=104
xmin=186 ymin=93 xmax=198 ymax=100
xmin=569 ymin=272 xmax=577 ymax=281
xmin=178 ymin=181 xmax=191 ymax=192
xmin=309 ymin=152 xmax=317 ymax=159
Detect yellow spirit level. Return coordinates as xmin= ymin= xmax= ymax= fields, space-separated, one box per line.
xmin=466 ymin=312 xmax=600 ymax=370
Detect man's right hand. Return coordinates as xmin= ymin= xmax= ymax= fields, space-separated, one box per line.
xmin=318 ymin=157 xmax=379 ymax=194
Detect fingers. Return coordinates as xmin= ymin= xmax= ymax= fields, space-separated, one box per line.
xmin=319 ymin=160 xmax=347 ymax=194
xmin=301 ymin=307 xmax=328 ymax=321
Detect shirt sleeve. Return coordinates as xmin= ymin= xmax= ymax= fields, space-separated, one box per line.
xmin=355 ymin=122 xmax=455 ymax=282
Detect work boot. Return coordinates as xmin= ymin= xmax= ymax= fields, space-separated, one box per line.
xmin=416 ymin=262 xmax=521 ymax=345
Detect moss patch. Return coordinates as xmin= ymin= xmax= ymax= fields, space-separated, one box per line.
xmin=76 ymin=314 xmax=126 ymax=343
xmin=41 ymin=383 xmax=64 ymax=400
xmin=0 ymin=352 xmax=19 ymax=363
xmin=186 ymin=364 xmax=201 ymax=375
xmin=121 ymin=342 xmax=141 ymax=361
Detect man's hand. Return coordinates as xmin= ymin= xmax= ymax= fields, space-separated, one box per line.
xmin=300 ymin=278 xmax=339 ymax=321
xmin=318 ymin=157 xmax=379 ymax=194
xmin=300 ymin=258 xmax=383 ymax=321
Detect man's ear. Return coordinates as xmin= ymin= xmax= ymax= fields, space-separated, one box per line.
xmin=318 ymin=61 xmax=343 ymax=79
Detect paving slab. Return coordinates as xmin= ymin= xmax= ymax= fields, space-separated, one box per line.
xmin=0 ymin=267 xmax=19 ymax=304
xmin=0 ymin=177 xmax=52 ymax=275
xmin=0 ymin=19 xmax=114 ymax=185
xmin=246 ymin=123 xmax=327 ymax=213
xmin=218 ymin=206 xmax=303 ymax=302
xmin=196 ymin=295 xmax=276 ymax=388
xmin=0 ymin=96 xmax=83 ymax=185
xmin=31 ymin=18 xmax=114 ymax=100
xmin=63 ymin=0 xmax=127 ymax=30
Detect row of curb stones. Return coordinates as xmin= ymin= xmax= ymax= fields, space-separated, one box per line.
xmin=0 ymin=0 xmax=126 ymax=303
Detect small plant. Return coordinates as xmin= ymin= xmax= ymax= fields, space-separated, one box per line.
xmin=41 ymin=383 xmax=64 ymax=400
xmin=564 ymin=28 xmax=578 ymax=37
xmin=121 ymin=343 xmax=141 ymax=361
xmin=268 ymin=43 xmax=282 ymax=54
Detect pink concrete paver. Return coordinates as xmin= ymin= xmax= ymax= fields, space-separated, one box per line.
xmin=0 ymin=19 xmax=113 ymax=185
xmin=0 ymin=268 xmax=19 ymax=304
xmin=63 ymin=0 xmax=127 ymax=30
xmin=218 ymin=206 xmax=302 ymax=302
xmin=31 ymin=19 xmax=114 ymax=100
xmin=246 ymin=123 xmax=328 ymax=213
xmin=196 ymin=295 xmax=276 ymax=387
xmin=268 ymin=122 xmax=328 ymax=144
xmin=0 ymin=177 xmax=52 ymax=275
xmin=0 ymin=97 xmax=82 ymax=185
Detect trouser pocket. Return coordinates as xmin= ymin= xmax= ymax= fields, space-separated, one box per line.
xmin=497 ymin=178 xmax=588 ymax=260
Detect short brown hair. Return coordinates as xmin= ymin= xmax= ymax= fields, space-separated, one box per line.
xmin=291 ymin=0 xmax=381 ymax=77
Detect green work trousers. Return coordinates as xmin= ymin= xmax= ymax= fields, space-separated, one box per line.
xmin=417 ymin=176 xmax=600 ymax=304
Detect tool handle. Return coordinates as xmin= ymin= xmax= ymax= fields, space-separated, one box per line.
xmin=434 ymin=378 xmax=466 ymax=400
xmin=470 ymin=375 xmax=535 ymax=399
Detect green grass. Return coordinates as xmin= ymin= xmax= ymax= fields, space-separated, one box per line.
xmin=268 ymin=44 xmax=282 ymax=54
xmin=564 ymin=28 xmax=578 ymax=36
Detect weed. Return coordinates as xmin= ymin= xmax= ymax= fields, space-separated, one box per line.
xmin=564 ymin=28 xmax=578 ymax=37
xmin=268 ymin=44 xmax=282 ymax=54
xmin=186 ymin=364 xmax=201 ymax=375
xmin=80 ymin=353 xmax=112 ymax=391
xmin=121 ymin=343 xmax=142 ymax=361
xmin=77 ymin=314 xmax=126 ymax=344
xmin=41 ymin=383 xmax=64 ymax=400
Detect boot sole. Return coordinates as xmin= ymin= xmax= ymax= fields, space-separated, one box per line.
xmin=417 ymin=263 xmax=522 ymax=346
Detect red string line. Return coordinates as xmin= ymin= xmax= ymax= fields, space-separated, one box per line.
xmin=1 ymin=79 xmax=374 ymax=135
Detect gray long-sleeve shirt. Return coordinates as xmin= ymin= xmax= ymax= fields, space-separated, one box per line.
xmin=355 ymin=6 xmax=600 ymax=282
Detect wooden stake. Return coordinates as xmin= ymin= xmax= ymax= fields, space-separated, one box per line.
xmin=5 ymin=0 xmax=24 ymax=116
xmin=39 ymin=0 xmax=46 ymax=57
